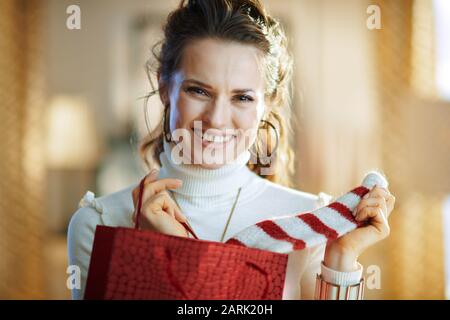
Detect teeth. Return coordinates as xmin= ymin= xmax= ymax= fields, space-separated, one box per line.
xmin=201 ymin=132 xmax=234 ymax=143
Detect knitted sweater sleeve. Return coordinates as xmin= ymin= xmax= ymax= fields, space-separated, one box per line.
xmin=299 ymin=192 xmax=363 ymax=299
xmin=67 ymin=192 xmax=103 ymax=300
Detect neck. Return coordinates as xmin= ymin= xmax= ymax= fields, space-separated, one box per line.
xmin=158 ymin=139 xmax=253 ymax=198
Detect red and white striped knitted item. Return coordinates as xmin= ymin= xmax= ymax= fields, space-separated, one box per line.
xmin=225 ymin=171 xmax=388 ymax=254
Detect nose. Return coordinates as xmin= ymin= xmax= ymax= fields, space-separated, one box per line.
xmin=202 ymin=95 xmax=231 ymax=129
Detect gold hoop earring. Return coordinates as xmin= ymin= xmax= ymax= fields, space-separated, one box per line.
xmin=162 ymin=105 xmax=172 ymax=143
xmin=254 ymin=119 xmax=279 ymax=164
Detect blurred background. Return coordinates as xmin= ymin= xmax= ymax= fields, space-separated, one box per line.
xmin=0 ymin=0 xmax=449 ymax=299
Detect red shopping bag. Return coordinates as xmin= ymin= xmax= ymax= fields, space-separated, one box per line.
xmin=84 ymin=179 xmax=288 ymax=300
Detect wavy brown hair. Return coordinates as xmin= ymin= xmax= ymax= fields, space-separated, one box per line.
xmin=140 ymin=0 xmax=295 ymax=187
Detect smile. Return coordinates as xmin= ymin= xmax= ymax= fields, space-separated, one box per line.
xmin=192 ymin=128 xmax=237 ymax=147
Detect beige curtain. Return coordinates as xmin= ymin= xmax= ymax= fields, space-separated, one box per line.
xmin=0 ymin=0 xmax=46 ymax=298
xmin=292 ymin=0 xmax=381 ymax=196
xmin=291 ymin=0 xmax=384 ymax=299
xmin=375 ymin=0 xmax=446 ymax=299
xmin=291 ymin=0 xmax=447 ymax=299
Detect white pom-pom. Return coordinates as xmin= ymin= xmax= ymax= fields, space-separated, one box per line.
xmin=361 ymin=170 xmax=389 ymax=190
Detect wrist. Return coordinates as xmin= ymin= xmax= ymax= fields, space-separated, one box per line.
xmin=324 ymin=242 xmax=359 ymax=272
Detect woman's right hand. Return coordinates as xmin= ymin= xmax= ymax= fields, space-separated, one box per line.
xmin=131 ymin=169 xmax=188 ymax=237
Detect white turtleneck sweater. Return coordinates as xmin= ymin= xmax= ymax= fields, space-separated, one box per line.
xmin=67 ymin=140 xmax=363 ymax=300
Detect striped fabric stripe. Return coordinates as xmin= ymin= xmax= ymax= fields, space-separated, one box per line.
xmin=225 ymin=172 xmax=388 ymax=254
xmin=298 ymin=213 xmax=339 ymax=241
xmin=273 ymin=215 xmax=327 ymax=248
xmin=257 ymin=220 xmax=307 ymax=250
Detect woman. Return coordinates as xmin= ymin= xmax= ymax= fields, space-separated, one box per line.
xmin=68 ymin=0 xmax=395 ymax=300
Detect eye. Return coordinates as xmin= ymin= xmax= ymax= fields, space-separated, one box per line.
xmin=234 ymin=95 xmax=254 ymax=103
xmin=185 ymin=86 xmax=208 ymax=97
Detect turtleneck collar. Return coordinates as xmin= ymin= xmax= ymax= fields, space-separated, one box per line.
xmin=158 ymin=139 xmax=254 ymax=197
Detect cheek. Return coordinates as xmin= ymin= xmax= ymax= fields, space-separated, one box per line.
xmin=233 ymin=107 xmax=260 ymax=147
xmin=169 ymin=93 xmax=204 ymax=130
xmin=234 ymin=108 xmax=259 ymax=130
xmin=234 ymin=98 xmax=265 ymax=131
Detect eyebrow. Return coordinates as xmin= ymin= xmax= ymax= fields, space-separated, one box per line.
xmin=183 ymin=78 xmax=255 ymax=94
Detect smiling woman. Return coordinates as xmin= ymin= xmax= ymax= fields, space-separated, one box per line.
xmin=67 ymin=0 xmax=396 ymax=301
xmin=141 ymin=0 xmax=294 ymax=183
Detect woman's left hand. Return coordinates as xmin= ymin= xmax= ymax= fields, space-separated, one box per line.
xmin=324 ymin=185 xmax=396 ymax=272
